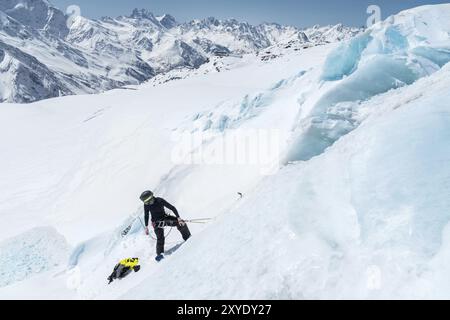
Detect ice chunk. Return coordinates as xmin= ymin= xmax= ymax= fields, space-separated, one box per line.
xmin=321 ymin=32 xmax=372 ymax=81
xmin=317 ymin=55 xmax=419 ymax=113
xmin=0 ymin=227 xmax=70 ymax=287
xmin=290 ymin=4 xmax=450 ymax=163
xmin=412 ymin=46 xmax=450 ymax=68
xmin=287 ymin=55 xmax=419 ymax=162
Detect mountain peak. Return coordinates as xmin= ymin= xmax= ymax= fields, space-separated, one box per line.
xmin=157 ymin=14 xmax=177 ymax=29
xmin=130 ymin=8 xmax=156 ymax=20
xmin=205 ymin=16 xmax=220 ymax=26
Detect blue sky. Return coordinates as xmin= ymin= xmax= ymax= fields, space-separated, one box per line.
xmin=51 ymin=0 xmax=449 ymax=27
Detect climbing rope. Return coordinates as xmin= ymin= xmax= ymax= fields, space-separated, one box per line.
xmin=182 ymin=218 xmax=214 ymax=224
xmin=137 ymin=216 xmax=174 ymax=240
xmin=123 ymin=215 xmax=214 ymax=243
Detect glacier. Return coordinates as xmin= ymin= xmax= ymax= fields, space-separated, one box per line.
xmin=0 ymin=4 xmax=449 ymax=300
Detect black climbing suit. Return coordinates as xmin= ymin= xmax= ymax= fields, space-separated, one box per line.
xmin=144 ymin=197 xmax=191 ymax=255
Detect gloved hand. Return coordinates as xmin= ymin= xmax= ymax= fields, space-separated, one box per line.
xmin=178 ymin=218 xmax=186 ymax=226
xmin=145 ymin=227 xmax=149 ymax=235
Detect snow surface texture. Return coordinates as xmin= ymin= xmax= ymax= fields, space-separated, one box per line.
xmin=0 ymin=4 xmax=449 ymax=299
xmin=125 ymin=63 xmax=450 ymax=300
xmin=0 ymin=0 xmax=361 ymax=103
xmin=0 ymin=227 xmax=70 ymax=287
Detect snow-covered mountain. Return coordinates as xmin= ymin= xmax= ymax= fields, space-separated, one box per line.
xmin=0 ymin=0 xmax=361 ymax=103
xmin=0 ymin=0 xmax=141 ymax=103
xmin=0 ymin=0 xmax=69 ymax=38
xmin=2 ymin=3 xmax=449 ymax=300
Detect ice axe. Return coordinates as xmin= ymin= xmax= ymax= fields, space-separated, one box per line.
xmin=182 ymin=218 xmax=213 ymax=224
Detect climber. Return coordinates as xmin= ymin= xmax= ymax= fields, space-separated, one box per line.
xmin=140 ymin=190 xmax=191 ymax=261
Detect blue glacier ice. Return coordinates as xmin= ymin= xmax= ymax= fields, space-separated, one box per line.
xmin=287 ymin=5 xmax=450 ymax=163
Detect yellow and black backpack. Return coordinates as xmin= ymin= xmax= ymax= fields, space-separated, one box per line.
xmin=107 ymin=258 xmax=141 ymax=284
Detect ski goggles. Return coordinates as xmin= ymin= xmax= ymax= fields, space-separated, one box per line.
xmin=143 ymin=195 xmax=155 ymax=204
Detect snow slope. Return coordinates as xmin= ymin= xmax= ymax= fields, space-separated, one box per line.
xmin=0 ymin=41 xmax=334 ymax=299
xmin=0 ymin=4 xmax=449 ymax=299
xmin=125 ymin=61 xmax=450 ymax=300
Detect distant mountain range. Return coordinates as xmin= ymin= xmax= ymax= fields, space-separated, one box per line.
xmin=0 ymin=0 xmax=363 ymax=103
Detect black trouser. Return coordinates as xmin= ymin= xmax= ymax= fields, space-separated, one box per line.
xmin=153 ymin=216 xmax=191 ymax=255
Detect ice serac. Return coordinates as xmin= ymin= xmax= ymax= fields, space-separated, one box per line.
xmin=286 ymin=4 xmax=450 ymax=162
